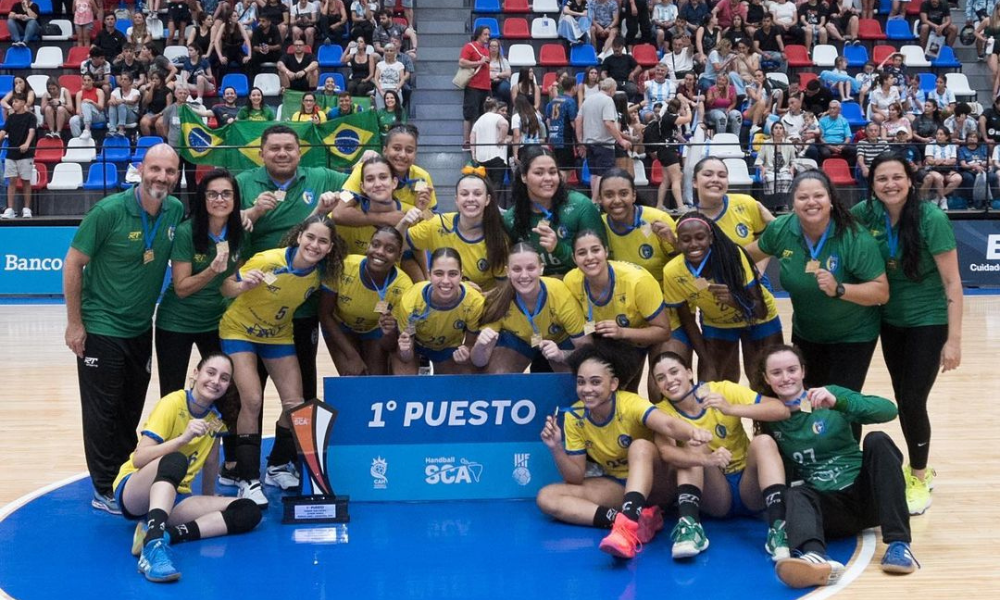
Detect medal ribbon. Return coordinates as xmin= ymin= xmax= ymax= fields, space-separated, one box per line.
xmin=515 ymin=288 xmax=545 ymax=336
xmin=884 ymin=213 xmax=899 ymax=261
xmin=362 ymin=260 xmax=392 ymax=302
xmin=135 ymin=188 xmax=164 ymax=258
xmin=685 ymin=248 xmax=712 ymax=279
xmin=804 ymin=222 xmax=832 ymax=262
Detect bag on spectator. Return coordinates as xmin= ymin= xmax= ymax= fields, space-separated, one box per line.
xmin=125 ymin=163 xmax=141 ymax=184
xmin=925 ymin=32 xmax=944 ymax=58
xmin=452 ymin=66 xmax=477 ymax=89
xmin=43 ymin=23 xmax=61 ymax=36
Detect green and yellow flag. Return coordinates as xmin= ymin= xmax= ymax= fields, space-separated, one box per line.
xmin=178 ymin=104 xmax=382 ymax=171
xmin=280 ymin=89 xmax=371 ymax=118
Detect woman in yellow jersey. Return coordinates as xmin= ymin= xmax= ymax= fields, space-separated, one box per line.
xmin=563 ymin=230 xmax=673 ymax=392
xmin=319 ymin=226 xmax=413 ymax=376
xmin=691 ymin=156 xmax=775 ymax=247
xmin=536 ymin=345 xmax=712 ymax=560
xmin=114 ymin=353 xmax=261 ymax=583
xmin=663 ymin=212 xmax=783 ymax=384
xmin=649 ymin=352 xmax=789 ymax=561
xmin=332 ymin=155 xmax=406 ymax=256
xmin=392 ymin=247 xmax=485 ymax=374
xmin=471 ymin=243 xmax=592 ymax=373
xmin=219 ymin=215 xmax=346 ymax=508
xmin=398 ymin=172 xmax=508 ymax=292
xmin=290 ymin=92 xmax=328 ymax=124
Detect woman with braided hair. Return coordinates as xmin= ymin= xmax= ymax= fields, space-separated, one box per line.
xmin=662 ymin=211 xmax=782 ymax=384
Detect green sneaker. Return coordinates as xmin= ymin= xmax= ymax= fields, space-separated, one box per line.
xmin=670 ymin=517 xmax=709 ymax=559
xmin=905 ymin=473 xmax=932 ymax=515
xmin=903 ymin=464 xmax=936 ymax=491
xmin=766 ymin=520 xmax=790 ymax=561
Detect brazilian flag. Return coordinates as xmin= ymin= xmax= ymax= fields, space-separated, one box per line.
xmin=280 ymin=89 xmax=371 ymax=118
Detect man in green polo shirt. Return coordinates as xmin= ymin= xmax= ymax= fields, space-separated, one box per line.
xmin=63 ymin=144 xmax=183 ymax=514
xmin=234 ymin=124 xmax=348 ymax=490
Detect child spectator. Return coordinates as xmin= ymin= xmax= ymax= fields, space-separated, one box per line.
xmin=0 ymin=94 xmax=36 ymax=219
xmin=73 ymin=0 xmax=100 ymax=48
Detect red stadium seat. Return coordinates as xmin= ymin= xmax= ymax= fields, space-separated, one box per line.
xmin=286 ymin=45 xmax=312 ymax=54
xmin=872 ymin=45 xmax=896 ymax=66
xmin=858 ymin=19 xmax=886 ymax=41
xmin=823 ymin=158 xmax=855 ymax=186
xmin=785 ymin=45 xmax=812 ymax=68
xmin=392 ymin=16 xmax=408 ymax=28
xmin=650 ymin=160 xmax=664 ymax=185
xmin=797 ymin=72 xmax=818 ymax=89
xmin=502 ymin=17 xmax=530 ymax=39
xmin=0 ymin=0 xmax=16 ymax=17
xmin=34 ymin=137 xmax=65 ymax=164
xmin=195 ymin=164 xmax=214 ymax=185
xmin=540 ymin=71 xmax=559 ymax=95
xmin=631 ymin=43 xmax=659 ymax=67
xmin=539 ymin=43 xmax=568 ymax=66
xmin=10 ymin=162 xmax=48 ymax=191
xmin=503 ymin=0 xmax=530 ymax=13
xmin=906 ymin=0 xmax=921 ymax=15
xmin=59 ymin=74 xmax=82 ymax=96
xmin=0 ymin=20 xmax=9 ymax=42
xmin=63 ymin=46 xmax=90 ymax=69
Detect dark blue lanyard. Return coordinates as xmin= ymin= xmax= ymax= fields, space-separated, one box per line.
xmin=362 ymin=260 xmax=392 ymax=302
xmin=685 ymin=248 xmax=712 ymax=279
xmin=515 ymin=289 xmax=545 ymax=335
xmin=804 ymin=222 xmax=831 ymax=262
xmin=608 ymin=206 xmax=643 ymax=235
xmin=531 ymin=201 xmax=553 ymax=222
xmin=883 ymin=213 xmax=898 ymax=260
xmin=583 ymin=264 xmax=614 ymax=323
xmin=667 ymin=381 xmax=704 ymax=404
xmin=135 ymin=188 xmax=164 ymax=254
xmin=784 ymin=390 xmax=808 ymax=408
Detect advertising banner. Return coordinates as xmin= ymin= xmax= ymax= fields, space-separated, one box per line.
xmin=323 ymin=373 xmax=576 ymax=501
xmin=954 ymin=220 xmax=1000 ymax=288
xmin=0 ymin=227 xmax=76 ymax=295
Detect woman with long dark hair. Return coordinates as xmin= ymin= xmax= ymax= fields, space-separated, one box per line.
xmin=853 ymin=152 xmax=962 ymax=515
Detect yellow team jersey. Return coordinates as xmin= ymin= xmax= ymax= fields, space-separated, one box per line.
xmin=219 ymin=247 xmax=334 ymax=344
xmin=602 ymin=206 xmax=676 ymax=285
xmin=661 ymin=249 xmax=778 ymax=328
xmin=654 ymin=380 xmax=761 ymax=474
xmin=112 ymin=390 xmax=226 ymax=494
xmin=563 ymin=391 xmax=656 ymax=481
xmin=563 ymin=261 xmax=666 ymax=335
xmin=393 ymin=281 xmax=484 ymax=350
xmin=334 ymin=197 xmax=415 ymax=256
xmin=711 ymin=193 xmax=768 ymax=246
xmin=406 ymin=213 xmax=507 ymax=291
xmin=342 ymin=163 xmax=439 ymax=211
xmin=482 ymin=277 xmax=586 ymax=344
xmin=332 ymin=254 xmax=414 ymax=334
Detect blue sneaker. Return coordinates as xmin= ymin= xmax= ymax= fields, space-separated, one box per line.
xmin=137 ymin=537 xmax=181 ymax=583
xmin=881 ymin=541 xmax=920 ymax=574
xmin=91 ymin=490 xmax=122 ymax=515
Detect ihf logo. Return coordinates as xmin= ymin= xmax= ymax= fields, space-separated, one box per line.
xmin=371 ymin=456 xmax=388 ymax=489
xmin=512 ymin=453 xmax=531 ymax=486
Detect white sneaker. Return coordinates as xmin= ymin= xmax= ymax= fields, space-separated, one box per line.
xmin=264 ymin=462 xmax=301 ymax=490
xmin=80 ymin=130 xmax=91 ymax=141
xmin=1 ymin=208 xmax=15 ymax=219
xmin=21 ymin=208 xmax=32 ymax=218
xmin=937 ymin=196 xmax=948 ymax=210
xmin=237 ymin=479 xmax=269 ymax=508
xmin=776 ymin=552 xmax=845 ymax=588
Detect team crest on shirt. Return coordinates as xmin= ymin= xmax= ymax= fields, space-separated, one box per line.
xmin=825 ymin=255 xmax=840 ymax=273
xmin=302 ymin=190 xmax=315 ymax=205
xmin=477 ymin=258 xmax=488 ymax=272
xmin=168 ymin=226 xmax=175 ymax=241
xmin=812 ymin=420 xmax=827 ymax=435
xmin=304 ymin=286 xmax=316 ymax=300
xmin=548 ymin=324 xmax=563 ymax=335
xmin=715 ymin=424 xmax=728 ymax=439
xmin=194 ymin=253 xmax=207 ymax=263
xmin=617 ymin=434 xmax=633 ymax=449
xmin=616 ymin=315 xmax=630 ymax=328
xmin=453 ymin=319 xmax=466 ymax=330
xmin=639 ymin=244 xmax=654 ymax=259
xmin=736 ymin=224 xmax=749 ymax=238
xmin=781 ymin=249 xmax=794 ymax=259
xmin=557 ymin=225 xmax=569 ymax=239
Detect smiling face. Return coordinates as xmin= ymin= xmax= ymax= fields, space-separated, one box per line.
xmin=507 ymin=250 xmax=543 ymax=296
xmin=694 ymin=158 xmax=729 ymax=204
xmin=361 ymin=160 xmax=397 ymax=203
xmin=871 ymin=159 xmax=911 ymax=209
xmin=204 ymin=177 xmax=236 ymax=219
xmin=383 ymin=131 xmax=417 ymax=177
xmin=522 ymin=154 xmax=560 ymax=202
xmin=301 ymin=94 xmax=316 ymax=112
xmin=429 ymin=255 xmax=463 ymax=303
xmin=652 ymin=356 xmax=695 ymax=402
xmin=674 ymin=218 xmax=713 ymax=265
xmin=192 ymin=355 xmax=233 ymax=403
xmin=366 ymin=230 xmax=402 ymax=274
xmin=384 ymin=92 xmax=398 ymax=111
xmin=763 ymin=350 xmax=806 ymax=401
xmin=575 ymin=358 xmax=618 ymax=410
xmin=598 ymin=176 xmax=635 ymax=223
xmin=455 ymin=177 xmax=490 ymax=221
xmin=792 ymin=177 xmax=833 ymax=230
xmin=139 ymin=146 xmax=181 ymax=201
xmin=572 ymin=233 xmax=608 ymax=278
xmin=249 ymin=88 xmax=263 ymax=108
xmin=260 ymin=132 xmax=301 ymax=179
xmin=296 ymin=222 xmax=335 ymax=265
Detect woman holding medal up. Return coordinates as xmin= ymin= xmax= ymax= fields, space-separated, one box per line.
xmin=851 ymin=152 xmax=963 ymax=515
xmin=319 ymin=226 xmax=414 ymax=376
xmin=331 ymin=156 xmax=414 ymax=256
xmin=218 ymin=214 xmax=346 ymax=508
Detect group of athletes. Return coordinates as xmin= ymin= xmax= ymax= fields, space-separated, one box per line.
xmin=64 ymin=121 xmax=961 ymax=587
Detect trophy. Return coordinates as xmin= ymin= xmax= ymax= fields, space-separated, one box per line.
xmin=281 ymin=399 xmax=351 ymax=524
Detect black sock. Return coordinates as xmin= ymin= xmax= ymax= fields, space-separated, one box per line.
xmin=166 ymin=521 xmax=202 ymax=544
xmin=593 ymin=506 xmax=619 ymax=529
xmin=762 ymin=484 xmax=787 ymax=526
xmin=143 ymin=508 xmax=169 ymax=543
xmin=268 ymin=425 xmax=297 ymax=466
xmin=677 ymin=484 xmax=702 ymax=522
xmin=236 ymin=434 xmax=262 ymax=482
xmin=621 ymin=491 xmax=646 ymax=522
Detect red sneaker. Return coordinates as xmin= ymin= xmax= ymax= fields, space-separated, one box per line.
xmin=636 ymin=506 xmax=664 ymax=543
xmin=598 ymin=513 xmax=642 ymax=559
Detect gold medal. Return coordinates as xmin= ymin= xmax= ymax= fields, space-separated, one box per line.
xmin=693 ymin=277 xmax=710 ymax=290
xmin=537 ymin=218 xmax=551 ymax=230
xmin=799 ymin=396 xmax=813 ymax=413
xmin=583 ymin=321 xmax=596 ymax=335
xmin=530 ymin=334 xmax=543 ymax=348
xmin=413 ymin=180 xmax=429 ymax=193
xmin=374 ymin=300 xmax=390 ymax=314
xmin=805 ymin=259 xmax=821 ymax=274
xmin=886 ymin=258 xmax=897 ymax=270
xmin=274 ymin=190 xmax=286 ymax=202
xmin=216 ymin=240 xmax=229 ymax=255
xmin=143 ymin=249 xmax=155 ymax=264
xmin=339 ymin=190 xmax=355 ymax=205
xmin=262 ymin=271 xmax=278 ymax=285
xmin=421 ymin=209 xmax=434 ymax=221
xmin=640 ymin=223 xmax=652 ymax=238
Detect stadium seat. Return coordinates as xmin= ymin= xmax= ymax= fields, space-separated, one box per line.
xmin=132 ymin=136 xmax=164 ymax=162
xmin=508 ymin=44 xmax=536 ymax=67
xmin=220 ymin=73 xmax=249 ymax=97
xmin=42 ymin=19 xmax=72 ymax=41
xmin=649 ymin=159 xmax=663 ymax=185
xmin=0 ymin=0 xmax=16 ymax=17
xmin=841 ymin=101 xmax=868 ymax=128
xmin=798 ymin=72 xmax=818 ymax=89
xmin=47 ymin=162 xmax=83 ymax=191
xmin=844 ymin=43 xmax=869 ymax=68
xmin=9 ymin=163 xmax=47 ymax=192
xmin=473 ymin=0 xmax=501 ymax=13
xmin=919 ymin=72 xmax=936 ymax=91
xmin=195 ymin=164 xmax=214 ymax=185
xmin=709 ymin=133 xmax=744 ymax=158
xmin=146 ymin=16 xmax=165 ymax=41
xmin=0 ymin=75 xmax=12 ymax=98
xmin=286 ymin=45 xmax=312 ymax=55
xmin=58 ymin=74 xmax=82 ymax=96
xmin=502 ymin=17 xmax=530 ymax=39
xmin=63 ymin=46 xmax=89 ymax=69
xmin=812 ymin=45 xmax=838 ymax=68
xmin=765 ymin=72 xmax=789 ymax=89
xmin=163 ymin=45 xmax=188 ymax=63
xmin=569 ymin=44 xmax=599 ymax=67
xmin=504 ymin=0 xmax=530 ymax=13
xmin=900 ymin=45 xmax=931 ymax=68
xmin=540 ymin=70 xmax=558 ymax=95
xmin=474 ymin=17 xmax=501 ymax=37
xmin=539 ymin=43 xmax=568 ymax=66
xmin=0 ymin=20 xmax=8 ymax=42
xmin=533 ymin=0 xmax=560 ymax=12
xmin=115 ymin=18 xmax=130 ymax=36
xmin=580 ymin=158 xmax=591 ymax=185
xmin=724 ymin=158 xmax=753 ymax=186
xmin=632 ymin=159 xmax=648 ymax=186
xmin=823 ymin=158 xmax=855 ymax=186
xmin=82 ymin=163 xmax=119 ymax=191
xmin=99 ymin=136 xmax=131 ymax=162
xmin=317 ymin=44 xmax=344 ymax=67
xmin=0 ymin=46 xmax=32 ymax=70
xmin=785 ymin=45 xmax=812 ymax=68
xmin=945 ymin=73 xmax=975 ymax=98
xmin=34 ymin=137 xmax=64 ymax=164
xmin=872 ymin=45 xmax=896 ymax=66
xmin=576 ymin=71 xmax=585 ymax=85
xmin=35 ymin=0 xmax=52 ymax=13
xmin=932 ymin=46 xmax=962 ymax=69
xmin=906 ymin=0 xmax=921 ymax=15
xmin=885 ymin=18 xmax=916 ymax=41
xmin=63 ymin=137 xmax=96 ymax=162
xmin=27 ymin=74 xmax=49 ymax=96
xmin=858 ymin=19 xmax=886 ymax=41
xmin=531 ymin=17 xmax=558 ymax=39
xmin=254 ymin=73 xmax=281 ymax=97
xmin=877 ymin=0 xmax=892 ymax=14
xmin=631 ymin=43 xmax=659 ymax=67
xmin=318 ymin=72 xmax=346 ymax=91
xmin=31 ymin=46 xmax=63 ymax=70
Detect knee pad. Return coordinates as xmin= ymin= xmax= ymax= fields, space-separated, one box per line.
xmin=154 ymin=452 xmax=189 ymax=489
xmin=222 ymin=498 xmax=262 ymax=534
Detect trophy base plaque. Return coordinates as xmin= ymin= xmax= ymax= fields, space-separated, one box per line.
xmin=282 ymin=495 xmax=351 ymax=524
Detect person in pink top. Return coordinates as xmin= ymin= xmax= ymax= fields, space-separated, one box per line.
xmin=705 ymin=77 xmax=741 ymax=135
xmin=74 ymin=0 xmax=101 ymax=47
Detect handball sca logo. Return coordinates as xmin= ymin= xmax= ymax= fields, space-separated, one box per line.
xmin=453 ymin=319 xmax=466 ymax=330
xmin=715 ymin=424 xmax=728 ymax=439
xmin=824 ymin=255 xmax=840 ymax=273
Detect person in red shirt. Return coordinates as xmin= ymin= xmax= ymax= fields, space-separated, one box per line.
xmin=460 ymin=25 xmax=492 ymax=151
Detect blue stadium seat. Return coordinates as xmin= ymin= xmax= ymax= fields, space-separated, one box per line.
xmin=580 ymin=159 xmax=591 ymax=186
xmin=99 ymin=136 xmax=131 ymax=163
xmin=473 ymin=0 xmax=501 ymax=13
xmin=0 ymin=46 xmax=32 ymax=70
xmin=474 ymin=17 xmax=500 ymax=38
xmin=220 ymin=73 xmax=249 ymax=97
xmin=35 ymin=0 xmax=52 ymax=14
xmin=932 ymin=46 xmax=962 ymax=69
xmin=843 ymin=44 xmax=868 ymax=68
xmin=885 ymin=19 xmax=916 ymax=41
xmin=878 ymin=0 xmax=892 ymax=13
xmin=569 ymin=44 xmax=599 ymax=67
xmin=318 ymin=72 xmax=346 ymax=91
xmin=0 ymin=75 xmax=13 ymax=97
xmin=132 ymin=136 xmax=164 ymax=162
xmin=115 ymin=18 xmax=130 ymax=36
xmin=317 ymin=44 xmax=344 ymax=68
xmin=841 ymin=101 xmax=867 ymax=128
xmin=82 ymin=163 xmax=119 ymax=191
xmin=919 ymin=72 xmax=936 ymax=91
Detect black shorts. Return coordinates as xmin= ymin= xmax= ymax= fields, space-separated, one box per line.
xmin=463 ymin=87 xmax=489 ymax=122
xmin=657 ymin=146 xmax=681 ymax=167
xmin=614 ymin=142 xmax=628 ymax=159
xmin=169 ymin=4 xmax=191 ymax=24
xmin=586 ymin=144 xmax=615 ymax=177
xmin=553 ymin=145 xmax=576 ymax=170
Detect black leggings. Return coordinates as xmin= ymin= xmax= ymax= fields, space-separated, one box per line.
xmin=155 ymin=327 xmax=222 ymax=397
xmin=879 ymin=323 xmax=948 ymax=470
xmin=792 ymin=333 xmax=877 ymax=441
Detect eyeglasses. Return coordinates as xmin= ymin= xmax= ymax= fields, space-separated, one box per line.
xmin=206 ymin=190 xmax=235 ymax=201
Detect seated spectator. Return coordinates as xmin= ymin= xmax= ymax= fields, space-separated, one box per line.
xmin=699 ymin=37 xmax=734 ymax=90
xmin=878 ymin=52 xmax=907 ymax=95
xmin=819 ymin=56 xmax=859 ymax=102
xmin=349 ymin=0 xmax=376 ymax=45
xmin=806 ymin=99 xmax=856 ymax=163
xmin=802 ymin=79 xmax=833 ymax=115
xmin=919 ymin=0 xmax=958 ymax=49
xmin=603 ymin=37 xmax=642 ymax=102
xmin=82 ymin=47 xmax=113 ymax=98
xmin=234 ymin=0 xmax=258 ymax=31
xmin=745 ymin=0 xmax=766 ymax=32
xmin=590 ymin=0 xmax=620 ymax=53
xmin=854 ymin=61 xmax=877 ymax=107
xmin=290 ymin=0 xmax=321 ymax=48
xmin=714 ymin=0 xmax=747 ymax=31
xmin=752 ymin=13 xmax=785 ymax=72
xmin=882 ymin=103 xmax=912 ymax=141
xmin=376 ymin=90 xmax=406 ymax=132
xmin=855 ymin=122 xmax=890 ymax=195
xmin=9 ymin=0 xmax=41 ymax=46
xmin=959 ymin=131 xmax=994 ymax=207
xmin=0 ymin=93 xmax=36 ymax=220
xmin=319 ymin=0 xmax=348 ymax=44
xmin=705 ymin=76 xmax=742 ymax=135
xmin=774 ymin=80 xmax=801 ymax=118
xmin=374 ymin=9 xmax=417 ymax=59
xmin=926 ymin=76 xmax=957 ymax=119
xmin=94 ymin=13 xmax=127 ymax=60
xmin=327 ymin=90 xmax=362 ymax=118
xmin=373 ymin=43 xmax=408 ymax=109
xmin=278 ymin=39 xmax=320 ymax=92
xmin=560 ymin=0 xmax=593 ymax=47
xmin=140 ymin=71 xmax=173 ymax=136
xmin=167 ymin=0 xmax=193 ymax=46
xmin=382 ymin=0 xmax=413 ymax=29
xmin=901 ymin=74 xmax=926 ymax=119
xmin=112 ymin=43 xmax=146 ymax=87
xmin=780 ymin=95 xmax=805 ymax=139
xmin=695 ymin=13 xmax=723 ymax=64
xmin=259 ymin=0 xmax=290 ymax=41
xmin=388 ymin=32 xmax=414 ymax=106
xmin=128 ymin=11 xmax=154 ymax=48
xmin=661 ymin=34 xmax=695 ymax=85
xmin=291 ymin=92 xmax=328 ymax=123
xmin=921 ymin=126 xmax=960 ymax=209
xmin=642 ymin=63 xmax=675 ymax=121
xmin=743 ymin=69 xmax=773 ymax=127
xmin=769 ymin=0 xmax=803 ymax=44
xmin=979 ymin=95 xmax=1000 ymax=145
xmin=681 ymin=0 xmax=710 ymax=30
xmin=236 ymin=87 xmax=276 ymax=121
xmin=41 ymin=77 xmax=74 ymax=138
xmin=107 ymin=71 xmax=141 ymax=136
xmin=1 ymin=77 xmax=36 ymax=120
xmin=318 ymin=75 xmax=340 ymax=98
xmin=867 ymin=74 xmax=900 ymax=124
xmin=212 ymin=86 xmax=240 ymax=126
xmin=179 ymin=44 xmax=217 ymax=99
xmin=487 ymin=38 xmax=512 ymax=106
xmin=727 ymin=39 xmax=759 ymax=97
xmin=346 ymin=37 xmax=376 ymax=97
xmin=798 ymin=0 xmax=829 ymax=52
xmin=141 ymin=43 xmax=179 ymax=84
xmin=912 ymin=98 xmax=942 ymax=144
xmin=945 ymin=103 xmax=977 ymax=142
xmin=826 ymin=0 xmax=860 ymax=44
xmin=70 ymin=73 xmax=107 ymax=140
xmin=250 ymin=14 xmax=284 ymax=79
xmin=214 ymin=8 xmax=252 ymax=76
xmin=723 ymin=14 xmax=752 ymax=49
xmin=74 ymin=0 xmax=100 ymax=48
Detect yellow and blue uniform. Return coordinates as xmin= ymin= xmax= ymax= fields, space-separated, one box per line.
xmin=562 ymin=260 xmax=667 ymax=345
xmin=335 ymin=196 xmax=415 ymax=257
xmin=406 ymin=212 xmax=507 ymax=291
xmin=710 ymin=194 xmax=768 ymax=246
xmin=331 ymin=254 xmax=413 ymax=339
xmin=219 ymin=247 xmax=335 ymax=358
xmin=661 ymin=250 xmax=781 ymax=341
xmin=602 ymin=205 xmax=676 ymax=285
xmin=113 ymin=390 xmax=226 ymax=497
xmin=482 ymin=277 xmax=586 ymax=358
xmin=563 ymin=391 xmax=656 ymax=482
xmin=342 ymin=162 xmax=439 ymax=211
xmin=393 ymin=281 xmax=484 ymax=363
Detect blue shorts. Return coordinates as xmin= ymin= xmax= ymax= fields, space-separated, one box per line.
xmin=415 ymin=343 xmax=459 ymax=364
xmin=724 ymin=471 xmax=761 ymax=519
xmin=338 ymin=322 xmax=383 ymax=341
xmin=671 ymin=326 xmax=692 ymax=348
xmin=496 ymin=330 xmax=574 ymax=359
xmin=115 ymin=473 xmax=192 ymax=521
xmin=701 ymin=316 xmax=783 ymax=342
xmin=220 ymin=338 xmax=297 ymax=359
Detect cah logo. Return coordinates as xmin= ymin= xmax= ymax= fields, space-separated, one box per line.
xmin=425 ymin=457 xmax=483 ymax=484
xmin=453 ymin=319 xmax=466 ymax=330
xmin=736 ymin=223 xmax=750 ymax=238
xmin=812 ymin=420 xmax=827 ymax=435
xmin=639 ymin=244 xmax=654 ymax=259
xmin=715 ymin=424 xmax=728 ymax=439
xmin=477 ymin=258 xmax=489 ymax=273
xmin=557 ymin=225 xmax=569 ymax=240
xmin=617 ymin=434 xmax=633 ymax=449
xmin=512 ymin=453 xmax=532 ymax=486
xmin=371 ymin=456 xmax=388 ymax=489
xmin=167 ymin=225 xmax=176 ymax=241
xmin=824 ymin=255 xmax=840 ymax=273
xmin=781 ymin=249 xmax=794 ymax=260
xmin=616 ymin=314 xmax=630 ymax=328
xmin=302 ymin=190 xmax=315 ymax=206
xmin=547 ymin=323 xmax=563 ymax=336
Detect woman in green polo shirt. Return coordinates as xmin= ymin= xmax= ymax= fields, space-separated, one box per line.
xmin=853 ymin=152 xmax=963 ymax=516
xmin=745 ymin=171 xmax=889 ymax=410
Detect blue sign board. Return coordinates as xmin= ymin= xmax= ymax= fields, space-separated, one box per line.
xmin=0 ymin=227 xmax=76 ymax=295
xmin=323 ymin=373 xmax=576 ymax=501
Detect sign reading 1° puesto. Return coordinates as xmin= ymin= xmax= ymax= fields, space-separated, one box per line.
xmin=282 ymin=399 xmax=350 ymax=524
